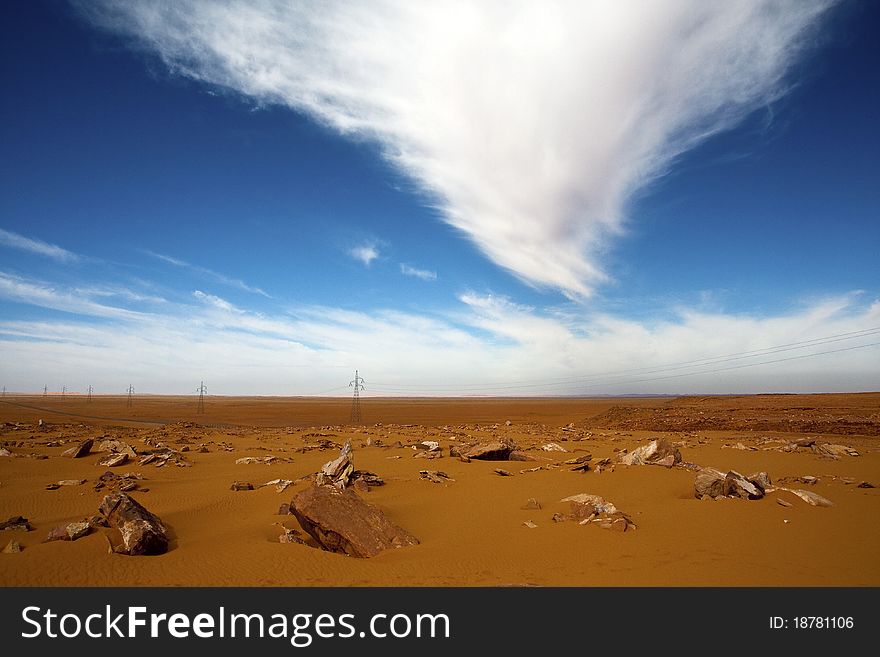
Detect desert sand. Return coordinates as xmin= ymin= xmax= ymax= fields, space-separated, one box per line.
xmin=1 ymin=393 xmax=878 ymax=586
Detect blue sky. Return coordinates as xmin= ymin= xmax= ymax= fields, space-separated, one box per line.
xmin=1 ymin=0 xmax=878 ymax=396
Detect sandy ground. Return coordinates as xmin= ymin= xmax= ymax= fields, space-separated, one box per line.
xmin=1 ymin=393 xmax=878 ymax=586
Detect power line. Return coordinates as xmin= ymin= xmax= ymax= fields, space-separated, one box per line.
xmin=368 ymin=326 xmax=880 ymax=392
xmin=349 ymin=370 xmax=365 ymax=423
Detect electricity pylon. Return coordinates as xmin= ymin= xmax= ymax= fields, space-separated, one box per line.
xmin=126 ymin=384 xmax=134 ymax=408
xmin=197 ymin=381 xmax=207 ymax=414
xmin=349 ymin=370 xmax=365 ymax=423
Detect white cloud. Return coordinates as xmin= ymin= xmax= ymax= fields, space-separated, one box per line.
xmin=145 ymin=250 xmax=270 ymax=297
xmin=349 ymin=243 xmax=379 ymax=266
xmin=81 ymin=0 xmax=835 ymax=297
xmin=0 ymin=227 xmax=80 ymax=263
xmin=400 ymin=263 xmax=437 ymax=281
xmin=1 ymin=268 xmax=877 ymax=394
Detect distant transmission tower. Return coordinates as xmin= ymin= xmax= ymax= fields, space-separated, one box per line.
xmin=126 ymin=384 xmax=134 ymax=408
xmin=43 ymin=385 xmax=48 ymax=397
xmin=197 ymin=381 xmax=207 ymax=414
xmin=349 ymin=370 xmax=365 ymax=423
xmin=62 ymin=386 xmax=67 ymax=399
xmin=87 ymin=385 xmax=93 ymax=402
xmin=2 ymin=386 xmax=5 ymax=396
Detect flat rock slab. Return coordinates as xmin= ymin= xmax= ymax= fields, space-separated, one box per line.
xmin=0 ymin=516 xmax=33 ymax=531
xmin=289 ymin=485 xmax=419 ymax=558
xmin=465 ymin=438 xmax=517 ymax=461
xmin=619 ymin=437 xmax=681 ymax=466
xmin=99 ymin=493 xmax=169 ymax=555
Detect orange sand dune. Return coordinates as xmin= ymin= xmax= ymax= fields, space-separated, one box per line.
xmin=1 ymin=394 xmax=878 ymax=586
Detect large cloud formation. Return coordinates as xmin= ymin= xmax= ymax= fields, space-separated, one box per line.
xmin=79 ymin=0 xmax=834 ymax=297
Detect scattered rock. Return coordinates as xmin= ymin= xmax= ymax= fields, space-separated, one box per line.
xmin=288 ymin=485 xmax=419 ymax=558
xmin=494 ymin=468 xmax=514 ymax=476
xmin=508 ymin=451 xmax=537 ymax=462
xmin=231 ymin=481 xmax=254 ymax=491
xmin=98 ymin=440 xmax=137 ymax=458
xmin=776 ymin=498 xmax=794 ymax=508
xmin=560 ymin=493 xmax=619 ymax=515
xmin=521 ymin=498 xmax=542 ymax=510
xmin=278 ymin=503 xmax=291 ymax=515
xmin=352 ymin=479 xmax=370 ymax=494
xmin=261 ymin=478 xmax=294 ymax=493
xmin=99 ymin=493 xmax=169 ymax=555
xmin=694 ymin=468 xmax=726 ymax=499
xmin=419 ymin=470 xmax=454 ymax=484
xmin=3 ymin=540 xmax=22 ymax=553
xmin=279 ymin=527 xmax=306 ymax=544
xmin=778 ymin=488 xmax=834 ymax=507
xmin=857 ymin=481 xmax=875 ymax=489
xmin=551 ymin=513 xmax=566 ymax=523
xmin=0 ymin=516 xmax=32 ymax=531
xmin=523 ymin=520 xmax=538 ymax=529
xmin=0 ymin=448 xmax=11 ymax=457
xmin=351 ymin=470 xmax=384 ymax=487
xmin=315 ymin=441 xmax=353 ymax=490
xmin=465 ymin=437 xmax=517 ymax=461
xmin=541 ymin=442 xmax=567 ymax=452
xmin=235 ymin=456 xmax=277 ymax=465
xmin=61 ymin=438 xmax=93 ymax=458
xmin=747 ymin=472 xmax=772 ymax=492
xmin=724 ymin=471 xmax=764 ymax=500
xmin=619 ymin=437 xmax=681 ymax=466
xmin=45 ymin=522 xmax=91 ymax=542
xmin=97 ymin=453 xmax=129 ymax=468
xmin=813 ymin=443 xmax=860 ymax=458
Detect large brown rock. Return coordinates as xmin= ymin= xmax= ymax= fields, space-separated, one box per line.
xmin=619 ymin=437 xmax=681 ymax=466
xmin=61 ymin=438 xmax=93 ymax=458
xmin=465 ymin=437 xmax=517 ymax=461
xmin=316 ymin=441 xmax=354 ymax=489
xmin=99 ymin=493 xmax=169 ymax=555
xmin=694 ymin=467 xmax=726 ymax=499
xmin=724 ymin=471 xmax=764 ymax=499
xmin=289 ymin=485 xmax=419 ymax=558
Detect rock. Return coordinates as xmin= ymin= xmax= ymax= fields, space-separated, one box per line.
xmin=415 ymin=441 xmax=440 ymax=452
xmin=857 ymin=481 xmax=875 ymax=489
xmin=231 ymin=481 xmax=254 ymax=491
xmin=99 ymin=493 xmax=169 ymax=555
xmin=508 ymin=451 xmax=537 ymax=462
xmin=97 ymin=453 xmax=129 ymax=468
xmin=315 ymin=441 xmax=354 ymax=490
xmin=279 ymin=527 xmax=306 ymax=544
xmin=813 ymin=443 xmax=859 ymax=457
xmin=235 ymin=456 xmax=276 ymax=465
xmin=791 ymin=438 xmax=815 ymax=448
xmin=494 ymin=468 xmax=514 ymax=476
xmin=352 ymin=479 xmax=370 ymax=494
xmin=45 ymin=483 xmax=61 ymax=490
xmin=560 ymin=493 xmax=618 ymax=515
xmin=46 ymin=522 xmax=91 ymax=542
xmin=465 ymin=437 xmax=517 ymax=461
xmin=776 ymin=498 xmax=794 ymax=508
xmin=747 ymin=472 xmax=772 ymax=492
xmin=288 ymin=485 xmax=419 ymax=558
xmin=0 ymin=448 xmax=11 ymax=457
xmin=551 ymin=513 xmax=566 ymax=523
xmin=0 ymin=516 xmax=32 ymax=531
xmin=724 ymin=471 xmax=764 ymax=500
xmin=523 ymin=520 xmax=538 ymax=529
xmin=2 ymin=540 xmax=22 ymax=553
xmin=521 ymin=498 xmax=542 ymax=510
xmin=541 ymin=443 xmax=567 ymax=452
xmin=262 ymin=478 xmax=294 ymax=493
xmin=419 ymin=470 xmax=454 ymax=484
xmin=278 ymin=503 xmax=291 ymax=515
xmin=351 ymin=471 xmax=384 ymax=487
xmin=564 ymin=454 xmax=593 ymax=465
xmin=61 ymin=438 xmax=93 ymax=458
xmin=694 ymin=468 xmax=726 ymax=499
xmin=779 ymin=488 xmax=834 ymax=507
xmin=57 ymin=479 xmax=87 ymax=487
xmin=98 ymin=440 xmax=137 ymax=458
xmin=609 ymin=518 xmax=628 ymax=532
xmin=619 ymin=437 xmax=681 ymax=466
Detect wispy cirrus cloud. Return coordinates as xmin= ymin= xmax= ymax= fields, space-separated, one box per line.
xmin=400 ymin=263 xmax=437 ymax=281
xmin=349 ymin=243 xmax=380 ymax=267
xmin=79 ymin=0 xmax=835 ymax=297
xmin=0 ymin=227 xmax=81 ymax=263
xmin=144 ymin=250 xmax=270 ymax=297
